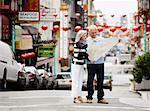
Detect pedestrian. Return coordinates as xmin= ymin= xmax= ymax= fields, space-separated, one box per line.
xmin=71 ymin=30 xmax=88 ymax=103
xmin=86 ymin=25 xmax=108 ymax=104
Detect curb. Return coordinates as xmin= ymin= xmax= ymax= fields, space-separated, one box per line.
xmin=137 ymin=91 xmax=150 ymax=104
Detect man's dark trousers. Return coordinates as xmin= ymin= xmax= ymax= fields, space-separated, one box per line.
xmin=86 ymin=63 xmax=104 ymax=100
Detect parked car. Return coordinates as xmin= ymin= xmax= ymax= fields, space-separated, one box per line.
xmin=54 ymin=72 xmax=72 ymax=89
xmin=37 ymin=69 xmax=54 ymax=89
xmin=94 ymin=75 xmax=113 ymax=91
xmin=82 ymin=75 xmax=113 ymax=91
xmin=24 ymin=66 xmax=41 ymax=89
xmin=0 ymin=41 xmax=20 ymax=89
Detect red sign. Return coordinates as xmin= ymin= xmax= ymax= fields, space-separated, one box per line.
xmin=23 ymin=0 xmax=39 ymax=12
xmin=21 ymin=52 xmax=35 ymax=59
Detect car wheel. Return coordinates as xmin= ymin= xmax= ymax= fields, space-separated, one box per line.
xmin=47 ymin=81 xmax=53 ymax=90
xmin=53 ymin=81 xmax=58 ymax=89
xmin=33 ymin=79 xmax=40 ymax=89
xmin=0 ymin=77 xmax=7 ymax=89
xmin=0 ymin=69 xmax=7 ymax=90
xmin=16 ymin=77 xmax=26 ymax=90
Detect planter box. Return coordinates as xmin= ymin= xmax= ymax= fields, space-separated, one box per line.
xmin=135 ymin=80 xmax=150 ymax=91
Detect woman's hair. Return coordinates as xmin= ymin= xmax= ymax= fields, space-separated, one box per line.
xmin=75 ymin=30 xmax=87 ymax=42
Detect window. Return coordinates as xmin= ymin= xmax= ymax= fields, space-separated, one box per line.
xmin=0 ymin=0 xmax=9 ymax=5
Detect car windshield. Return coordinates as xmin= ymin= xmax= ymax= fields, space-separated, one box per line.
xmin=104 ymin=76 xmax=111 ymax=79
xmin=37 ymin=70 xmax=45 ymax=74
xmin=24 ymin=67 xmax=36 ymax=74
xmin=57 ymin=74 xmax=71 ymax=79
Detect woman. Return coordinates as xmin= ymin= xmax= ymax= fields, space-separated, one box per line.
xmin=71 ymin=30 xmax=88 ymax=103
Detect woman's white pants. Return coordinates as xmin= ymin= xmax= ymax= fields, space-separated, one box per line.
xmin=71 ymin=63 xmax=84 ymax=97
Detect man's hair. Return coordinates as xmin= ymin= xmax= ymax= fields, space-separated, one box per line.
xmin=89 ymin=25 xmax=98 ymax=33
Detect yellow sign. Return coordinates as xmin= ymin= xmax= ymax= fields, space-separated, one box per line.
xmin=60 ymin=3 xmax=69 ymax=11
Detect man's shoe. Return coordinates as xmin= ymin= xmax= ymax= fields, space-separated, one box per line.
xmin=97 ymin=99 xmax=109 ymax=104
xmin=87 ymin=99 xmax=92 ymax=103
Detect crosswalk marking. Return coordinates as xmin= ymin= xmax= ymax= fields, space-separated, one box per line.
xmin=73 ymin=105 xmax=135 ymax=110
xmin=73 ymin=105 xmax=150 ymax=110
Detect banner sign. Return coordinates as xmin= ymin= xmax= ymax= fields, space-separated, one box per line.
xmin=38 ymin=45 xmax=54 ymax=57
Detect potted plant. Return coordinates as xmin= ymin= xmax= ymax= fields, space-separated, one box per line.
xmin=131 ymin=52 xmax=150 ymax=90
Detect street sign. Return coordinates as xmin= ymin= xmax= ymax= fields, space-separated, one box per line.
xmin=38 ymin=45 xmax=54 ymax=57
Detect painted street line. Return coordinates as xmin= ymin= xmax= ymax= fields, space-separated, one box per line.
xmin=72 ymin=105 xmax=150 ymax=110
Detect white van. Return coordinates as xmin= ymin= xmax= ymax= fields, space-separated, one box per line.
xmin=0 ymin=41 xmax=20 ymax=89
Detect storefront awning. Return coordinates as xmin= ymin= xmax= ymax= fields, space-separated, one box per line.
xmin=22 ymin=26 xmax=39 ymax=35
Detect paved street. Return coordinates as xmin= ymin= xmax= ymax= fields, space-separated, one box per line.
xmin=0 ymin=86 xmax=149 ymax=111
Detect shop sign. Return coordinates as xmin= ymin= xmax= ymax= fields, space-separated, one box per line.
xmin=38 ymin=45 xmax=54 ymax=57
xmin=18 ymin=12 xmax=39 ymax=21
xmin=40 ymin=8 xmax=56 ymax=21
xmin=0 ymin=16 xmax=1 ymax=40
xmin=15 ymin=34 xmax=33 ymax=50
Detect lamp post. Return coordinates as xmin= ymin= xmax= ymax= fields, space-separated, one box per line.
xmin=138 ymin=0 xmax=150 ymax=53
xmin=10 ymin=0 xmax=18 ymax=52
xmin=12 ymin=18 xmax=15 ymax=52
xmin=52 ymin=13 xmax=58 ymax=80
xmin=143 ymin=17 xmax=147 ymax=53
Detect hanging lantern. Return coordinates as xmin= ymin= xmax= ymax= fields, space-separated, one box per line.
xmin=85 ymin=26 xmax=89 ymax=31
xmin=41 ymin=8 xmax=46 ymax=16
xmin=110 ymin=27 xmax=116 ymax=32
xmin=53 ymin=13 xmax=58 ymax=17
xmin=75 ymin=13 xmax=80 ymax=17
xmin=64 ymin=14 xmax=68 ymax=17
xmin=111 ymin=15 xmax=115 ymax=17
xmin=97 ymin=26 xmax=103 ymax=32
xmin=75 ymin=26 xmax=82 ymax=32
xmin=103 ymin=23 xmax=108 ymax=28
xmin=95 ymin=24 xmax=101 ymax=27
xmin=88 ymin=14 xmax=96 ymax=18
xmin=132 ymin=26 xmax=139 ymax=32
xmin=42 ymin=12 xmax=46 ymax=16
xmin=122 ymin=15 xmax=126 ymax=17
xmin=88 ymin=14 xmax=93 ymax=18
xmin=53 ymin=25 xmax=59 ymax=31
xmin=99 ymin=14 xmax=103 ymax=17
xmin=41 ymin=25 xmax=48 ymax=30
xmin=115 ymin=26 xmax=121 ymax=29
xmin=62 ymin=27 xmax=69 ymax=31
xmin=147 ymin=24 xmax=150 ymax=32
xmin=120 ymin=26 xmax=127 ymax=32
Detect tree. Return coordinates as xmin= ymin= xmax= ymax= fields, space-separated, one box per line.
xmin=132 ymin=52 xmax=150 ymax=83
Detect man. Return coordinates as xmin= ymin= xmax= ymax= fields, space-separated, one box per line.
xmin=86 ymin=25 xmax=108 ymax=104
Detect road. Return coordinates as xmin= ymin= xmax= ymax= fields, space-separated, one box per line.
xmin=0 ymin=86 xmax=149 ymax=111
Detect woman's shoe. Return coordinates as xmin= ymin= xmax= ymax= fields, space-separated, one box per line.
xmin=74 ymin=97 xmax=81 ymax=103
xmin=78 ymin=96 xmax=83 ymax=103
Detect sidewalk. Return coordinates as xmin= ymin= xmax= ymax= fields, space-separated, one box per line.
xmin=138 ymin=91 xmax=150 ymax=105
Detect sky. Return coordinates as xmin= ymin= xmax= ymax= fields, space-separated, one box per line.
xmin=93 ymin=0 xmax=138 ymax=16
